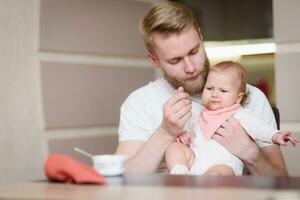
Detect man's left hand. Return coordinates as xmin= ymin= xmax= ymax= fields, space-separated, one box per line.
xmin=211 ymin=117 xmax=258 ymax=162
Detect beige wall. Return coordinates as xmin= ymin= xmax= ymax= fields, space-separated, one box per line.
xmin=273 ymin=0 xmax=300 ymax=176
xmin=0 ymin=0 xmax=47 ymax=184
xmin=40 ymin=0 xmax=149 ymax=56
xmin=41 ymin=62 xmax=154 ymax=128
xmin=0 ymin=0 xmax=154 ymax=184
xmin=39 ymin=0 xmax=155 ymax=161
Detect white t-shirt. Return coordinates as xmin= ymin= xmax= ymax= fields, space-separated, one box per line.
xmin=118 ymin=78 xmax=277 ymax=148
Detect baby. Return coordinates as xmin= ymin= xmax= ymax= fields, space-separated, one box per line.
xmin=165 ymin=61 xmax=298 ymax=176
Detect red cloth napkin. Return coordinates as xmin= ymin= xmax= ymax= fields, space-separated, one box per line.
xmin=44 ymin=154 xmax=107 ymax=185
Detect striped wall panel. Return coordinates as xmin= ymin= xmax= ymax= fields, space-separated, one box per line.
xmin=41 ymin=62 xmax=155 ymax=128
xmin=40 ymin=0 xmax=150 ymax=56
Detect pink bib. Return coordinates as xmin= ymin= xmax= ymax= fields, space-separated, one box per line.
xmin=199 ymin=104 xmax=242 ymax=140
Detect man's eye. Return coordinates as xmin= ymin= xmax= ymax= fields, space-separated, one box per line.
xmin=168 ymin=58 xmax=180 ymax=65
xmin=190 ymin=48 xmax=199 ymax=55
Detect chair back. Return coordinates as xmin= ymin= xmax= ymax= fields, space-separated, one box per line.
xmin=272 ymin=106 xmax=280 ymax=129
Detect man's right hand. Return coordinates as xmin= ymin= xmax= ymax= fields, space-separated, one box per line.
xmin=160 ymin=87 xmax=192 ymax=138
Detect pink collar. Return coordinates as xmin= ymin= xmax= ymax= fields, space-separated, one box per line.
xmin=199 ymin=104 xmax=242 ymax=140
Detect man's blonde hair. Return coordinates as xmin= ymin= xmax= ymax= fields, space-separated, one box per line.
xmin=139 ymin=1 xmax=201 ymax=54
xmin=211 ymin=61 xmax=248 ymax=105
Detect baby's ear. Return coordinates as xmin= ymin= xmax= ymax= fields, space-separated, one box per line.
xmin=236 ymin=92 xmax=244 ymax=104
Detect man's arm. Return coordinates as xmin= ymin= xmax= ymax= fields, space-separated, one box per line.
xmin=115 ymin=127 xmax=174 ymax=173
xmin=245 ymin=144 xmax=288 ymax=176
xmin=116 ymin=87 xmax=192 ymax=173
xmin=212 ymin=117 xmax=288 ymax=176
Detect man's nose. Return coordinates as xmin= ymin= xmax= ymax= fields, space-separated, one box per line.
xmin=183 ymin=57 xmax=195 ymax=73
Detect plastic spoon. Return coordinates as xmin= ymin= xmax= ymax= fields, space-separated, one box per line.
xmin=73 ymin=147 xmax=93 ymax=158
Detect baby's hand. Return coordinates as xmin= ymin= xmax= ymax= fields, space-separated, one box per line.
xmin=175 ymin=131 xmax=195 ymax=146
xmin=272 ymin=131 xmax=299 ymax=147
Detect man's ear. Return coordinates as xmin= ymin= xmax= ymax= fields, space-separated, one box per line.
xmin=236 ymin=92 xmax=244 ymax=104
xmin=148 ymin=52 xmax=160 ymax=68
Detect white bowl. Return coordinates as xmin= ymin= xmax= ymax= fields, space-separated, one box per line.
xmin=92 ymin=154 xmax=127 ymax=176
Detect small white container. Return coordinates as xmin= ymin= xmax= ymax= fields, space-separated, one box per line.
xmin=92 ymin=154 xmax=127 ymax=176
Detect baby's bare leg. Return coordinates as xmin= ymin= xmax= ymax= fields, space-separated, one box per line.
xmin=165 ymin=142 xmax=194 ymax=174
xmin=204 ymin=164 xmax=235 ymax=176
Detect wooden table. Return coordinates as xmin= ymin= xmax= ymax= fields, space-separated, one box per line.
xmin=119 ymin=174 xmax=300 ymax=189
xmin=0 ymin=174 xmax=299 ymax=200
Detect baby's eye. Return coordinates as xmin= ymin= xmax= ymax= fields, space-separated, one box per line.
xmin=221 ymin=89 xmax=228 ymax=93
xmin=205 ymin=87 xmax=212 ymax=90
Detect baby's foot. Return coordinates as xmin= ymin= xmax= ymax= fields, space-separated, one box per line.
xmin=170 ymin=165 xmax=189 ymax=175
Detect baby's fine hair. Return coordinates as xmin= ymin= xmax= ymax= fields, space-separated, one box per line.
xmin=211 ymin=61 xmax=248 ymax=105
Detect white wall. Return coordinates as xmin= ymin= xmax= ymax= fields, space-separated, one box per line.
xmin=273 ymin=0 xmax=300 ymax=176
xmin=0 ymin=0 xmax=48 ymax=185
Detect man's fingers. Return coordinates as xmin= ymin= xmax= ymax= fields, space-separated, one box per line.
xmin=171 ymin=99 xmax=192 ymax=114
xmin=176 ymin=104 xmax=192 ymax=119
xmin=177 ymin=87 xmax=184 ymax=93
xmin=222 ymin=117 xmax=240 ymax=129
xmin=166 ymin=105 xmax=191 ymax=126
xmin=215 ymin=126 xmax=226 ymax=136
xmin=178 ymin=111 xmax=192 ymax=127
xmin=211 ymin=133 xmax=223 ymax=143
xmin=167 ymin=91 xmax=190 ymax=108
xmin=227 ymin=116 xmax=240 ymax=124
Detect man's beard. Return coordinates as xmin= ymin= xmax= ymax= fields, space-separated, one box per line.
xmin=163 ymin=56 xmax=210 ymax=96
